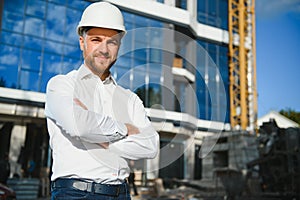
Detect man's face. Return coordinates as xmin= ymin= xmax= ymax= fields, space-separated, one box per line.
xmin=79 ymin=27 xmax=121 ymax=79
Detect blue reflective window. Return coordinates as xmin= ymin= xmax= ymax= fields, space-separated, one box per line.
xmin=134 ymin=49 xmax=147 ymax=61
xmin=150 ymin=49 xmax=162 ymax=63
xmin=148 ymin=83 xmax=161 ymax=106
xmin=134 ymin=64 xmax=147 ymax=72
xmin=48 ymin=0 xmax=67 ymax=5
xmin=115 ymin=55 xmax=132 ymax=70
xmin=124 ymin=22 xmax=134 ymax=30
xmin=117 ymin=10 xmax=164 ymax=107
xmin=133 ymin=58 xmax=147 ymax=68
xmin=116 ymin=67 xmax=131 ymax=89
xmin=41 ymin=53 xmax=61 ymax=92
xmin=44 ymin=40 xmax=63 ymax=55
xmin=134 ymin=15 xmax=148 ymax=28
xmin=197 ymin=0 xmax=228 ymax=30
xmin=46 ymin=3 xmax=66 ymax=42
xmin=24 ymin=16 xmax=44 ymax=37
xmin=132 ymin=69 xmax=146 ymax=91
xmin=21 ymin=49 xmax=41 ymax=72
xmin=68 ymin=0 xmax=90 ymax=10
xmin=120 ymin=37 xmax=133 ymax=52
xmin=220 ymin=0 xmax=228 ymax=28
xmin=133 ymin=49 xmax=148 ymax=68
xmin=0 ymin=1 xmax=166 ymax=97
xmin=149 ymin=68 xmax=161 ymax=84
xmin=26 ymin=0 xmax=46 ymax=18
xmin=148 ymin=63 xmax=162 ymax=76
xmin=23 ymin=36 xmax=43 ymax=51
xmin=176 ymin=0 xmax=187 ymax=9
xmin=135 ymin=31 xmax=148 ymax=43
xmin=2 ymin=12 xmax=24 ymax=32
xmin=62 ymin=57 xmax=81 ymax=74
xmin=209 ymin=65 xmax=216 ymax=82
xmin=0 ymin=0 xmax=85 ymax=92
xmin=0 ymin=31 xmax=22 ymax=47
xmin=63 ymin=44 xmax=81 ymax=59
xmin=147 ymin=18 xmax=164 ymax=28
xmin=19 ymin=70 xmax=39 ymax=91
xmin=65 ymin=8 xmax=82 ymax=44
xmin=3 ymin=0 xmax=24 ymax=13
xmin=196 ymin=39 xmax=229 ymax=122
xmin=0 ymin=45 xmax=19 ymax=88
xmin=197 ymin=0 xmax=206 ymax=24
xmin=134 ymin=78 xmax=162 ymax=108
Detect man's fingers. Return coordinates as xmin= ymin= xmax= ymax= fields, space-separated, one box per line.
xmin=74 ymin=98 xmax=88 ymax=110
xmin=99 ymin=142 xmax=109 ymax=149
xmin=125 ymin=124 xmax=140 ymax=136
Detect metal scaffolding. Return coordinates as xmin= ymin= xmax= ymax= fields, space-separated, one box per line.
xmin=228 ymin=0 xmax=257 ymax=131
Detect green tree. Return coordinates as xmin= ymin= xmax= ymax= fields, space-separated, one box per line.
xmin=279 ymin=108 xmax=300 ymax=125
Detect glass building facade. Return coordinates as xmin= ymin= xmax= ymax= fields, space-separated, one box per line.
xmin=0 ymin=0 xmax=88 ymax=92
xmin=197 ymin=0 xmax=228 ymax=30
xmin=0 ymin=0 xmax=230 ymax=123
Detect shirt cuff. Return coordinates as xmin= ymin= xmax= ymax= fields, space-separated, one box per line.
xmin=115 ymin=121 xmax=127 ymax=138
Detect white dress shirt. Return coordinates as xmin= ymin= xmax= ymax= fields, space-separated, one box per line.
xmin=45 ymin=64 xmax=159 ymax=184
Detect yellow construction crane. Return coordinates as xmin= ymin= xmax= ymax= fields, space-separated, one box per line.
xmin=228 ymin=0 xmax=257 ymax=131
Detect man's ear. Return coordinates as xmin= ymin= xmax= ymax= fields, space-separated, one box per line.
xmin=79 ymin=36 xmax=84 ymax=51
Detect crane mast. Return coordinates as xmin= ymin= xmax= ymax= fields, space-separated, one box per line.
xmin=228 ymin=0 xmax=257 ymax=131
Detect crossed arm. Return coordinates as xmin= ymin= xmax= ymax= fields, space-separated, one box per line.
xmin=45 ymin=76 xmax=159 ymax=159
xmin=73 ymin=98 xmax=139 ymax=148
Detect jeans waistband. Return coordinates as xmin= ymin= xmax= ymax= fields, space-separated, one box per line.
xmin=51 ymin=178 xmax=127 ymax=196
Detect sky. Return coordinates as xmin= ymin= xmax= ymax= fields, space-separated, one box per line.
xmin=255 ymin=0 xmax=300 ymax=117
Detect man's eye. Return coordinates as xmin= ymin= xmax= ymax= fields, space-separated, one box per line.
xmin=108 ymin=40 xmax=118 ymax=46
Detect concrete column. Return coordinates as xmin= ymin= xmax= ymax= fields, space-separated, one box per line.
xmin=9 ymin=125 xmax=26 ymax=177
xmin=162 ymin=24 xmax=175 ymax=111
xmin=164 ymin=0 xmax=175 ymax=7
xmin=187 ymin=0 xmax=197 ymax=18
xmin=184 ymin=134 xmax=195 ymax=179
xmin=184 ymin=37 xmax=197 ymax=117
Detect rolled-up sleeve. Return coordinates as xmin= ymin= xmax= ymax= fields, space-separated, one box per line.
xmin=45 ymin=75 xmax=127 ymax=143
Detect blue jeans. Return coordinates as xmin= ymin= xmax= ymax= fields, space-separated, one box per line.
xmin=51 ymin=183 xmax=131 ymax=200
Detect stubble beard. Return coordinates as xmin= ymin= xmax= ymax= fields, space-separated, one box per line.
xmin=85 ymin=52 xmax=112 ymax=77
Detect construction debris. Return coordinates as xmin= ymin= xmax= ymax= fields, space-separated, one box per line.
xmin=135 ymin=120 xmax=300 ymax=200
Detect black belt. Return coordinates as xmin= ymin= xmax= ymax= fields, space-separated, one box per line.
xmin=52 ymin=178 xmax=127 ymax=196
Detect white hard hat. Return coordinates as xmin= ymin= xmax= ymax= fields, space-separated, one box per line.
xmin=77 ymin=1 xmax=126 ymax=36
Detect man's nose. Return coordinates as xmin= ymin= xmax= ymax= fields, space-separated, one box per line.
xmin=97 ymin=41 xmax=108 ymax=54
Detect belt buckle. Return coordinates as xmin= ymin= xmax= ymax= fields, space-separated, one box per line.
xmin=73 ymin=181 xmax=88 ymax=191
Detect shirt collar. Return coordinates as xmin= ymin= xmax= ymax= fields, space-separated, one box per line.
xmin=77 ymin=64 xmax=117 ymax=85
xmin=103 ymin=74 xmax=117 ymax=85
xmin=78 ymin=64 xmax=94 ymax=80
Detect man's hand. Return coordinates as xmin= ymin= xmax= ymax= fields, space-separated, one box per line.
xmin=125 ymin=123 xmax=140 ymax=136
xmin=74 ymin=98 xmax=88 ymax=110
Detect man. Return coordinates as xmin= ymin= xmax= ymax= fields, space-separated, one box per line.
xmin=45 ymin=2 xmax=159 ymax=199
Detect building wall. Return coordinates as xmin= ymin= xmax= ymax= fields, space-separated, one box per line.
xmin=0 ymin=0 xmax=230 ymax=122
xmin=0 ymin=0 xmax=239 ymax=182
xmin=201 ymin=132 xmax=259 ymax=180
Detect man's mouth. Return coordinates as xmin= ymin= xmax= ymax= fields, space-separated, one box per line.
xmin=95 ymin=55 xmax=109 ymax=62
xmin=94 ymin=53 xmax=109 ymax=59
